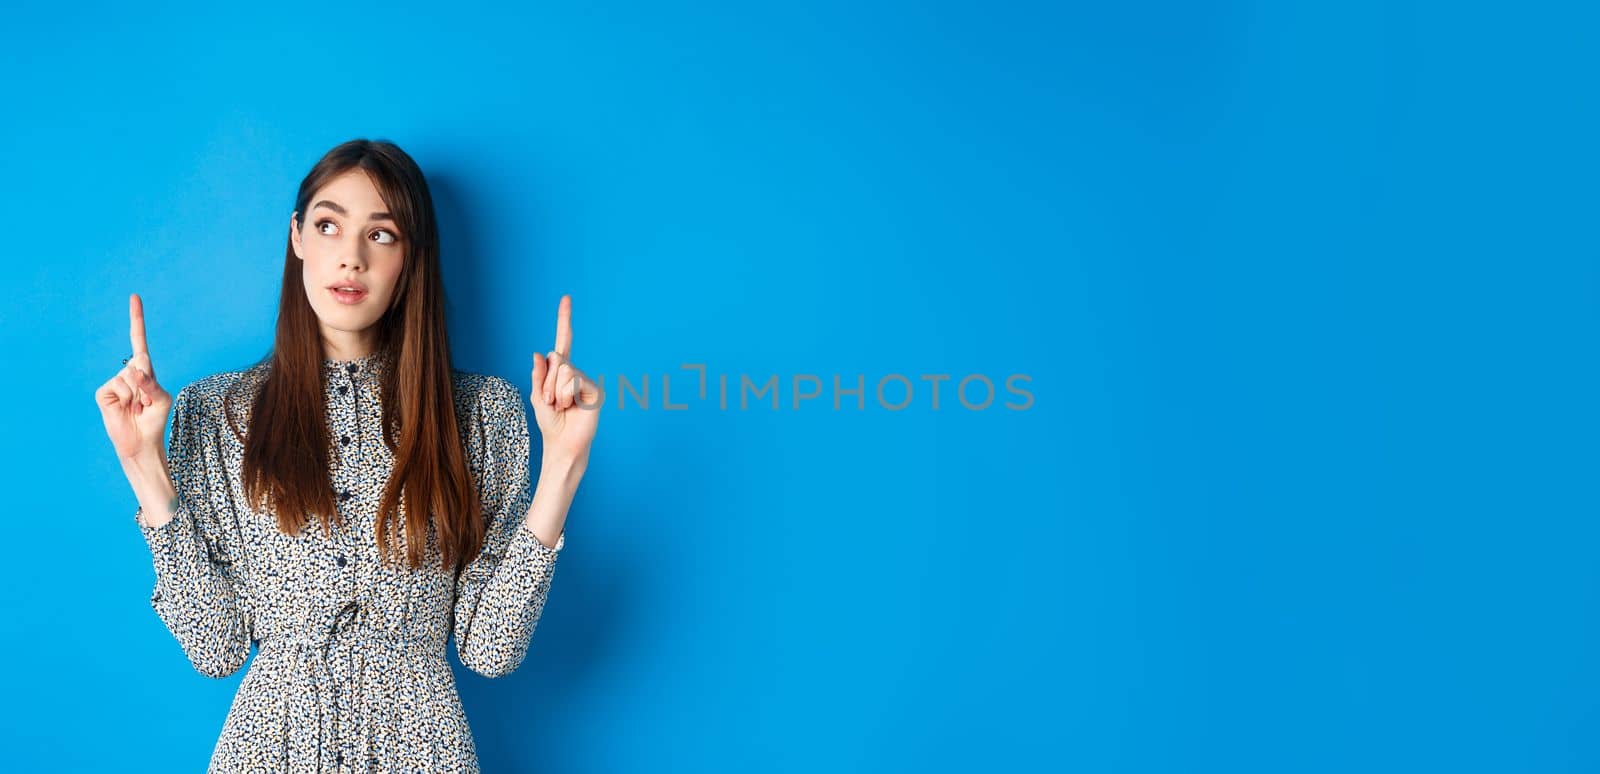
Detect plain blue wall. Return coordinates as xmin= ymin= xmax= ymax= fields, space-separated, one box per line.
xmin=3 ymin=1 xmax=1597 ymax=771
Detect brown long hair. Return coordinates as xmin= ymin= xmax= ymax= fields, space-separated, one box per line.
xmin=225 ymin=138 xmax=485 ymax=573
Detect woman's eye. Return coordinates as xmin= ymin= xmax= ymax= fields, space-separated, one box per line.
xmin=372 ymin=229 xmax=397 ymax=245
xmin=316 ymin=220 xmax=338 ymax=235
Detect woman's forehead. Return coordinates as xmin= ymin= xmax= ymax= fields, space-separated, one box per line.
xmin=311 ymin=171 xmax=390 ymax=216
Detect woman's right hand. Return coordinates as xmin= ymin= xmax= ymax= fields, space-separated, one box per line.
xmin=97 ymin=293 xmax=174 ymax=463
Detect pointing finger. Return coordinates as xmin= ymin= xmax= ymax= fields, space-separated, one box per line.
xmin=129 ymin=293 xmax=149 ymax=356
xmin=553 ymin=294 xmax=572 ymax=360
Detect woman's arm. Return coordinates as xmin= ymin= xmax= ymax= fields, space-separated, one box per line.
xmin=131 ymin=383 xmax=252 ymax=678
xmin=453 ymin=377 xmax=570 ymax=678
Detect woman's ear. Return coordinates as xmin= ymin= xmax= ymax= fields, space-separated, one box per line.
xmin=289 ymin=210 xmax=304 ymax=260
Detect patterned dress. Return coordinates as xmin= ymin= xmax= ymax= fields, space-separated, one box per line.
xmin=133 ymin=349 xmax=565 ymax=772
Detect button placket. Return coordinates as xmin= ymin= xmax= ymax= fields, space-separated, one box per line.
xmin=330 ymin=366 xmax=361 ymax=578
xmin=321 ymin=356 xmax=384 ymax=770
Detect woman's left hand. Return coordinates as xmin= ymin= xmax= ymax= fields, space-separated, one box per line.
xmin=530 ymin=294 xmax=604 ymax=471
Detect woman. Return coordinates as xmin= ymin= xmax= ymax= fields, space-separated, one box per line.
xmin=95 ymin=138 xmax=603 ymax=772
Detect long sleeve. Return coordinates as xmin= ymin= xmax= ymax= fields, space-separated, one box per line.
xmin=134 ymin=382 xmax=252 ymax=679
xmin=453 ymin=376 xmax=565 ymax=678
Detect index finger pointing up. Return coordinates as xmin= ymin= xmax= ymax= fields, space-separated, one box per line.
xmin=129 ymin=292 xmax=149 ymax=356
xmin=553 ymin=293 xmax=573 ymax=358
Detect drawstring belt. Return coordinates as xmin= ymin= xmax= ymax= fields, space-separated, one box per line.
xmin=258 ymin=595 xmax=394 ymax=772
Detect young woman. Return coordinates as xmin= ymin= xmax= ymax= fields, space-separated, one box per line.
xmin=96 ymin=139 xmax=603 ymax=771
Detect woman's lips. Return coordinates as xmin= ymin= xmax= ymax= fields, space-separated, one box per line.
xmin=330 ymin=287 xmax=369 ymax=304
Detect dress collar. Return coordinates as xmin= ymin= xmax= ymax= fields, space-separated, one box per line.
xmin=321 ymin=348 xmax=391 ymax=382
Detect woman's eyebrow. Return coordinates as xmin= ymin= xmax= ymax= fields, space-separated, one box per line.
xmin=311 ymin=199 xmax=394 ymax=221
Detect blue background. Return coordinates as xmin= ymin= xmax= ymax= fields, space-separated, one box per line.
xmin=3 ymin=1 xmax=1597 ymax=771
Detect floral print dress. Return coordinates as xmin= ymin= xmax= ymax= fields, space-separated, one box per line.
xmin=133 ymin=349 xmax=565 ymax=772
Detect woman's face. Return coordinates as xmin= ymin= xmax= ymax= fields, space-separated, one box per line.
xmin=290 ymin=169 xmax=405 ymax=349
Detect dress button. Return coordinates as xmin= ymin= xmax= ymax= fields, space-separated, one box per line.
xmin=336 ymin=554 xmax=347 ymax=567
xmin=340 ymin=434 xmax=350 ymax=446
xmin=339 ymin=385 xmax=349 ymax=395
xmin=346 ymin=364 xmax=358 ymax=374
xmin=335 ymin=751 xmax=344 ymax=765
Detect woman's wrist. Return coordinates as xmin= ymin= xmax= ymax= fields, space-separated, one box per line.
xmin=539 ymin=452 xmax=586 ymax=489
xmin=121 ymin=449 xmax=178 ymax=526
xmin=525 ymin=454 xmax=584 ymax=548
xmin=121 ymin=448 xmax=170 ymax=492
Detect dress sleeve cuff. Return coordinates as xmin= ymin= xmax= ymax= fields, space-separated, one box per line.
xmin=135 ymin=503 xmax=189 ymax=551
xmin=516 ymin=520 xmax=566 ymax=554
xmin=134 ymin=502 xmax=201 ymax=584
